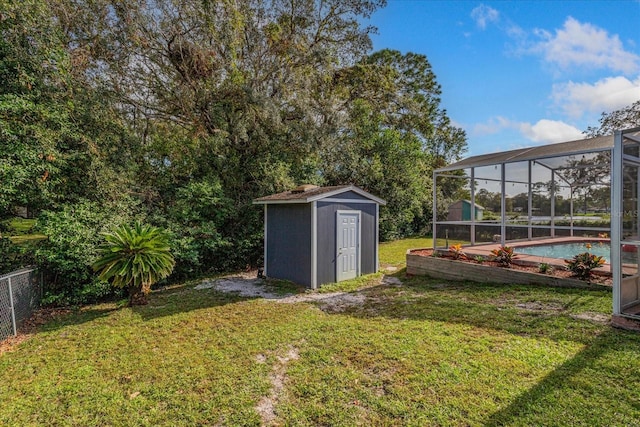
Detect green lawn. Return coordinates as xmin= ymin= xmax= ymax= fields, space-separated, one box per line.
xmin=1 ymin=238 xmax=639 ymax=426
xmin=1 ymin=218 xmax=47 ymax=244
xmin=378 ymin=236 xmax=465 ymax=267
xmin=4 ymin=217 xmax=36 ymax=234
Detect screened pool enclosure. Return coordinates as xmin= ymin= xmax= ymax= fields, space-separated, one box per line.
xmin=433 ymin=128 xmax=640 ymax=324
xmin=612 ymin=128 xmax=640 ymax=323
xmin=433 ymin=135 xmax=614 ymax=248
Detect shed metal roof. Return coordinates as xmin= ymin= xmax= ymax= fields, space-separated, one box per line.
xmin=253 ymin=185 xmax=387 ymax=205
xmin=436 ymin=133 xmax=616 ymax=173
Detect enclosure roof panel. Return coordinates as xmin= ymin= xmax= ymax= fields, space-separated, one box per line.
xmin=253 ymin=185 xmax=387 ymax=205
xmin=436 ymin=133 xmax=619 ymax=173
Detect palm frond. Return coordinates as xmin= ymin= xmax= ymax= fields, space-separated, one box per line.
xmin=93 ymin=222 xmax=175 ymax=292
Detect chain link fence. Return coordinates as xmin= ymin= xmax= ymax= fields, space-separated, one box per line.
xmin=0 ymin=268 xmax=42 ymax=341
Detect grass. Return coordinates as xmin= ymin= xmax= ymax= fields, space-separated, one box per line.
xmin=378 ymin=236 xmax=464 ymax=267
xmin=315 ymin=271 xmax=383 ymax=294
xmin=1 ymin=217 xmax=47 ymax=244
xmin=1 ymin=238 xmax=639 ymax=426
xmin=8 ymin=234 xmax=47 ymax=244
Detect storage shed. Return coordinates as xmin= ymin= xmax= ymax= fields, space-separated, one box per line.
xmin=253 ymin=185 xmax=386 ymax=289
xmin=447 ymin=200 xmax=484 ymax=221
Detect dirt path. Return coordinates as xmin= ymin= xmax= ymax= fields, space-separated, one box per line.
xmin=254 ymin=346 xmax=300 ymax=425
xmin=195 ymin=272 xmax=403 ymax=425
xmin=194 ymin=271 xmax=402 ymax=312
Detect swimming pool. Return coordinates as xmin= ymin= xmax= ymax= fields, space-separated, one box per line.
xmin=514 ymin=241 xmax=614 ymax=263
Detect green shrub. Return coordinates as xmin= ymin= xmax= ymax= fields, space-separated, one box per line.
xmin=0 ymin=236 xmax=36 ymax=274
xmin=153 ymin=179 xmax=262 ymax=278
xmin=34 ymin=199 xmax=139 ymax=305
xmin=565 ymin=252 xmax=605 ymax=280
xmin=538 ymin=262 xmax=553 ymax=274
xmin=490 ymin=246 xmax=518 ymax=267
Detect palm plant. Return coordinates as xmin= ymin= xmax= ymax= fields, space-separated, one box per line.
xmin=93 ymin=222 xmax=175 ymax=305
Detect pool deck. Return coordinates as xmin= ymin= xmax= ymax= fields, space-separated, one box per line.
xmin=460 ymin=236 xmax=613 ymax=270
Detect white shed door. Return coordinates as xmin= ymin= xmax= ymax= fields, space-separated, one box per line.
xmin=336 ymin=211 xmax=360 ymax=282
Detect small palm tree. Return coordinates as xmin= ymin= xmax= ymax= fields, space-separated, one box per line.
xmin=93 ymin=222 xmax=175 ymax=306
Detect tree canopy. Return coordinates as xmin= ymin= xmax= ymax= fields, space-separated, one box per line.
xmin=1 ymin=0 xmax=468 ymax=301
xmin=584 ymin=100 xmax=640 ymax=137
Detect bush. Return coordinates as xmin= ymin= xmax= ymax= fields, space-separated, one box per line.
xmin=565 ymin=252 xmax=605 ymax=280
xmin=153 ymin=179 xmax=262 ymax=278
xmin=538 ymin=262 xmax=553 ymax=274
xmin=448 ymin=243 xmax=466 ymax=260
xmin=35 ymin=199 xmax=140 ymax=305
xmin=0 ymin=236 xmax=36 ymax=274
xmin=490 ymin=246 xmax=518 ymax=267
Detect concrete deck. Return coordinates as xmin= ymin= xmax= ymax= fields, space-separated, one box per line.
xmin=458 ymin=236 xmax=613 ymax=270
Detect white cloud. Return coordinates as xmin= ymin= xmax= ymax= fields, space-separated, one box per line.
xmin=518 ymin=119 xmax=583 ymax=143
xmin=471 ymin=4 xmax=499 ymax=30
xmin=552 ymin=76 xmax=640 ymax=118
xmin=505 ymin=23 xmax=525 ymax=39
xmin=473 ymin=116 xmax=583 ymax=145
xmin=532 ymin=17 xmax=639 ymax=74
xmin=473 ymin=116 xmax=512 ymax=135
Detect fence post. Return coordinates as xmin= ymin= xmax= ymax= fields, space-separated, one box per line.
xmin=7 ymin=276 xmax=17 ymax=336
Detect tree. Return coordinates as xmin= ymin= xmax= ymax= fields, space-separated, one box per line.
xmin=51 ymin=0 xmax=386 ymax=198
xmin=333 ymin=49 xmax=466 ymax=166
xmin=321 ymin=100 xmax=432 ymax=239
xmin=0 ymin=0 xmax=136 ymax=218
xmin=93 ymin=223 xmax=175 ymax=306
xmin=49 ymin=0 xmax=390 ymax=259
xmin=584 ymin=100 xmax=640 ymax=137
xmin=0 ymin=0 xmax=71 ymax=216
xmin=325 ymin=49 xmax=467 ymax=237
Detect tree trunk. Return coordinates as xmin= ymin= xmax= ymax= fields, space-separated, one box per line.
xmin=128 ymin=283 xmax=151 ymax=306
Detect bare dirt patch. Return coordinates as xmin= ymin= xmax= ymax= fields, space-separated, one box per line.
xmin=255 ymin=346 xmax=300 ymax=426
xmin=571 ymin=312 xmax=611 ymax=323
xmin=515 ymin=301 xmax=565 ymax=311
xmin=286 ymin=292 xmax=367 ymax=313
xmin=195 ymin=272 xmax=403 ymax=313
xmin=0 ymin=307 xmax=72 ymax=355
xmin=195 ymin=276 xmax=273 ymax=297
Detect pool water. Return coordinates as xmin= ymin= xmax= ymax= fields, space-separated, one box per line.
xmin=514 ymin=242 xmax=614 ymax=263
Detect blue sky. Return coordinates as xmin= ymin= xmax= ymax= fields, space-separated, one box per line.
xmin=368 ymin=0 xmax=640 ymax=157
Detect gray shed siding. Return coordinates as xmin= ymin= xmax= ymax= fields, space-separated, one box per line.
xmin=316 ymin=200 xmax=377 ymax=285
xmin=266 ymin=204 xmax=312 ymax=286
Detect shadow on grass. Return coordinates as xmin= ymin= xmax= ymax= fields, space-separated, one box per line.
xmin=384 ymin=266 xmax=407 ymax=278
xmin=342 ymin=274 xmax=640 ymax=424
xmin=484 ymin=328 xmax=640 ymax=426
xmin=35 ymin=281 xmax=257 ymax=330
xmin=346 ymin=274 xmax=616 ymax=344
xmin=133 ymin=279 xmax=288 ymax=321
xmin=36 ymin=306 xmax=119 ymax=332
